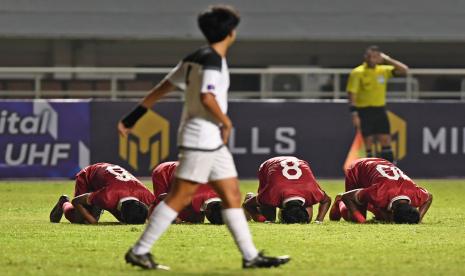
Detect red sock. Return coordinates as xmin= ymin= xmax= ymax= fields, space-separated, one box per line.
xmin=63 ymin=202 xmax=77 ymax=223
xmin=256 ymin=214 xmax=267 ymax=223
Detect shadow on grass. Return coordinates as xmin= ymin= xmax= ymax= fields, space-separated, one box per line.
xmin=59 ymin=221 xmax=124 ymax=226
xmin=96 ymin=222 xmax=126 ymax=226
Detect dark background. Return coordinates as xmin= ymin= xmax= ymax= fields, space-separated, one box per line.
xmin=90 ymin=100 xmax=465 ymax=178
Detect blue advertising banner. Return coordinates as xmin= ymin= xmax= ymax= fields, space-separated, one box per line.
xmin=0 ymin=100 xmax=90 ymax=178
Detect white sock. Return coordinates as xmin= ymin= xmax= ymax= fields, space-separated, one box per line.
xmin=222 ymin=208 xmax=259 ymax=261
xmin=132 ymin=201 xmax=178 ymax=255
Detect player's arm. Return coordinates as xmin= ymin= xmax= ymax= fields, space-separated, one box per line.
xmin=347 ymin=93 xmax=361 ymax=131
xmin=373 ymin=208 xmax=393 ymax=222
xmin=242 ymin=195 xmax=268 ymax=222
xmin=341 ymin=190 xmax=367 ymax=223
xmin=381 ymin=53 xmax=409 ymax=76
xmin=71 ymin=193 xmax=98 ymax=225
xmin=178 ymin=207 xmax=205 ymax=224
xmin=346 ymin=71 xmax=361 ymax=131
xmin=315 ymin=194 xmax=332 ymax=222
xmin=347 ymin=90 xmax=357 ymax=106
xmin=118 ymin=80 xmax=176 ymax=136
xmin=201 ymin=93 xmax=232 ymax=144
xmin=191 ymin=212 xmax=206 ymax=224
xmin=305 ymin=206 xmax=313 ymax=222
xmin=418 ymin=193 xmax=433 ymax=222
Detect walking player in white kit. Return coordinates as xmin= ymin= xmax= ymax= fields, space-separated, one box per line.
xmin=118 ymin=5 xmax=290 ymax=270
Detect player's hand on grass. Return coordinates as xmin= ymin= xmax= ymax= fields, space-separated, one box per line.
xmin=118 ymin=121 xmax=132 ymax=137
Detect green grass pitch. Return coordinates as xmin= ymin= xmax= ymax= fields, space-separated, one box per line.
xmin=1 ymin=179 xmax=465 ymax=275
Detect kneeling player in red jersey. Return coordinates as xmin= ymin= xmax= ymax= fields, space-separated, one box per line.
xmin=243 ymin=156 xmax=331 ymax=224
xmin=49 ymin=163 xmax=155 ymax=224
xmin=330 ymin=158 xmax=433 ymax=224
xmin=151 ymin=161 xmax=223 ymax=224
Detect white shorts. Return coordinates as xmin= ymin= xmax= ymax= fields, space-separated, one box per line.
xmin=174 ymin=146 xmax=238 ymax=183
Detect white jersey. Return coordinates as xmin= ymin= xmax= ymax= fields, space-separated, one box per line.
xmin=165 ymin=46 xmax=230 ymax=150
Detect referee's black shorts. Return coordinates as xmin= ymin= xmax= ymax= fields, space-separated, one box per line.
xmin=357 ymin=106 xmax=390 ymax=137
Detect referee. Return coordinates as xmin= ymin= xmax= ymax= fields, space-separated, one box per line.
xmin=346 ymin=46 xmax=409 ymax=162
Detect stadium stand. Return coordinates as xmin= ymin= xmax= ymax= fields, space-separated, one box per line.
xmin=0 ymin=0 xmax=465 ymax=99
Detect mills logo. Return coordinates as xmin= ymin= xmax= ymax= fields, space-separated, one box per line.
xmin=119 ymin=110 xmax=170 ymax=171
xmin=343 ymin=110 xmax=407 ymax=170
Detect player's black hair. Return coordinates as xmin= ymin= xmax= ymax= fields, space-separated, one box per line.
xmin=120 ymin=200 xmax=148 ymax=224
xmin=205 ymin=201 xmax=224 ymax=225
xmin=281 ymin=200 xmax=310 ymax=224
xmin=198 ymin=5 xmax=240 ymax=44
xmin=392 ymin=202 xmax=420 ymax=224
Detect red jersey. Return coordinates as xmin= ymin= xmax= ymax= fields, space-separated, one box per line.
xmin=345 ymin=158 xmax=395 ymax=191
xmin=87 ymin=166 xmax=155 ymax=221
xmin=151 ymin=161 xmax=178 ymax=198
xmin=257 ymin=156 xmax=326 ymax=208
xmin=178 ymin=185 xmax=220 ymax=222
xmin=74 ymin=163 xmax=121 ymax=196
xmin=151 ymin=161 xmax=219 ymax=223
xmin=349 ymin=158 xmax=430 ymax=209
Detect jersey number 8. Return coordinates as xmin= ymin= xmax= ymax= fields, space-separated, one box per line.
xmin=280 ymin=158 xmax=303 ymax=180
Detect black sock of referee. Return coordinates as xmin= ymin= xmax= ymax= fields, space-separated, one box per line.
xmin=365 ymin=149 xmax=374 ymax=158
xmin=380 ymin=146 xmax=394 ymax=162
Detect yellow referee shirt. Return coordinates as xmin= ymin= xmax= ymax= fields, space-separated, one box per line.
xmin=346 ymin=63 xmax=395 ymax=107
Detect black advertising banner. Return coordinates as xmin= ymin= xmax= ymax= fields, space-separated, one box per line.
xmin=90 ymin=100 xmax=465 ymax=178
xmin=388 ymin=102 xmax=465 ymax=177
xmin=227 ymin=101 xmax=354 ymax=178
xmin=4 ymin=99 xmax=460 ymax=178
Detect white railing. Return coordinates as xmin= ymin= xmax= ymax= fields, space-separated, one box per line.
xmin=0 ymin=67 xmax=464 ymax=101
